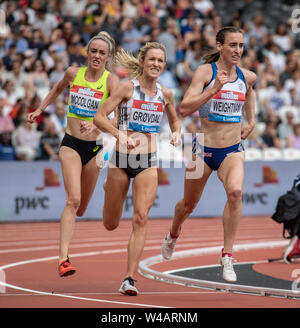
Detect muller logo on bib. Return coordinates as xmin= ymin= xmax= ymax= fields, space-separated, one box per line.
xmin=141 ymin=102 xmax=159 ymax=111
xmin=133 ymin=100 xmax=163 ymax=112
xmin=221 ymin=91 xmax=238 ymax=100
xmin=214 ymin=90 xmax=246 ymax=102
xmin=78 ymin=87 xmax=96 ymax=97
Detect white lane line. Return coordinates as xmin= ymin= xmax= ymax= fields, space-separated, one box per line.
xmin=0 ymin=237 xmax=276 ymax=255
xmin=0 ymin=291 xmax=222 ymax=297
xmin=0 ymin=269 xmax=5 ymax=293
xmin=0 ymin=281 xmax=171 ymax=308
xmin=0 ymin=240 xmax=215 ymax=255
xmin=0 ymin=251 xmax=170 ymax=308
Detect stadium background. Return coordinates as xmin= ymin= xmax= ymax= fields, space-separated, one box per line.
xmin=0 ymin=0 xmax=300 ymax=222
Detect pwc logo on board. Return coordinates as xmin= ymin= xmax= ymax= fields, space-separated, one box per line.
xmin=35 ymin=168 xmax=60 ymax=191
xmin=254 ymin=166 xmax=279 ymax=187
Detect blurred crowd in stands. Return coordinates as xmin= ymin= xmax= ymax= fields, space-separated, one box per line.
xmin=0 ymin=0 xmax=300 ymax=161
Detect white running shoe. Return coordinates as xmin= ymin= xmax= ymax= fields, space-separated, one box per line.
xmin=119 ymin=277 xmax=138 ymax=296
xmin=219 ymin=254 xmax=237 ymax=282
xmin=161 ymin=232 xmax=177 ymax=260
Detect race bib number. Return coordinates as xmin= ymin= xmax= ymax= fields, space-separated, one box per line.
xmin=209 ymin=90 xmax=245 ymax=123
xmin=128 ymin=99 xmax=164 ymax=133
xmin=69 ymin=85 xmax=103 ymax=117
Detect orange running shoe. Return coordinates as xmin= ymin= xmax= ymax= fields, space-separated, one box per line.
xmin=58 ymin=256 xmax=76 ymax=277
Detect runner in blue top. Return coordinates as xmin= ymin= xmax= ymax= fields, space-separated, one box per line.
xmin=161 ymin=26 xmax=257 ymax=283
xmin=93 ymin=42 xmax=181 ymax=295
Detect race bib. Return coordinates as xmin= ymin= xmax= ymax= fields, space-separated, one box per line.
xmin=209 ymin=90 xmax=245 ymax=123
xmin=128 ymin=99 xmax=164 ymax=133
xmin=68 ymin=85 xmax=103 ymax=117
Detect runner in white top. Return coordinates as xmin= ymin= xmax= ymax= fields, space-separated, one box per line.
xmin=93 ymin=42 xmax=181 ymax=295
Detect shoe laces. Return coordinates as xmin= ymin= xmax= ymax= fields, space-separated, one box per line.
xmin=60 ymin=257 xmax=70 ymax=268
xmin=125 ymin=277 xmax=136 ymax=286
xmin=222 ymin=255 xmax=236 ymax=270
xmin=166 ymin=234 xmax=177 ymax=246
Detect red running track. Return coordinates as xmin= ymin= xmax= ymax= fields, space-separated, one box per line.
xmin=0 ymin=216 xmax=299 ymax=310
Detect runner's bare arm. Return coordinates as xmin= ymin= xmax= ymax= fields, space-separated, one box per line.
xmin=27 ymin=67 xmax=78 ymax=123
xmin=241 ymin=69 xmax=257 ymax=140
xmin=106 ymin=72 xmax=120 ymax=127
xmin=179 ymin=64 xmax=229 ymax=117
xmin=162 ymin=86 xmax=181 ymax=146
xmin=93 ymin=81 xmax=132 ymax=140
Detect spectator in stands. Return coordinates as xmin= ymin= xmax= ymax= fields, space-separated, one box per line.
xmin=284 ymin=69 xmax=300 ymax=107
xmin=91 ymin=2 xmax=121 ymax=44
xmin=180 ymin=10 xmax=202 ymax=41
xmin=278 ymin=110 xmax=297 ymax=148
xmin=265 ymin=42 xmax=286 ymax=74
xmin=28 ymin=59 xmax=50 ymax=101
xmin=261 ymin=120 xmax=282 ymax=149
xmin=49 ymin=28 xmax=69 ymax=68
xmin=49 ymin=58 xmax=65 ymax=87
xmin=68 ymin=42 xmax=87 ymax=67
xmin=257 ymin=57 xmax=279 ymax=89
xmin=242 ymin=48 xmax=259 ymax=73
xmin=156 ymin=0 xmax=172 ymax=21
xmin=137 ymin=0 xmax=157 ymax=18
xmin=0 ymin=132 xmax=16 ymax=160
xmin=193 ymin=0 xmax=215 ymax=18
xmin=0 ymin=36 xmax=6 ymax=59
xmin=28 ymin=28 xmax=47 ymax=55
xmin=61 ymin=0 xmax=87 ymax=20
xmin=39 ymin=116 xmax=60 ymax=161
xmin=243 ymin=126 xmax=264 ymax=149
xmin=0 ymin=95 xmax=15 ymax=134
xmin=22 ymin=48 xmax=36 ymax=73
xmin=12 ymin=116 xmax=41 ymax=160
xmin=247 ymin=13 xmax=268 ymax=48
xmin=13 ymin=0 xmax=36 ymax=26
xmin=5 ymin=25 xmax=29 ymax=55
xmin=43 ymin=44 xmax=60 ymax=74
xmin=228 ymin=9 xmax=243 ymax=29
xmin=280 ymin=57 xmax=300 ymax=85
xmin=2 ymin=43 xmax=18 ymax=71
xmin=122 ymin=0 xmax=139 ymax=19
xmin=50 ymin=100 xmax=67 ymax=140
xmin=32 ymin=6 xmax=59 ymax=39
xmin=0 ymin=79 xmax=18 ymax=115
xmin=287 ymin=123 xmax=300 ymax=150
xmin=11 ymin=99 xmax=29 ymax=128
xmin=0 ymin=0 xmax=299 ymax=163
xmin=121 ymin=17 xmax=147 ymax=55
xmin=271 ymin=22 xmax=294 ymax=54
xmin=158 ymin=18 xmax=179 ymax=72
xmin=182 ymin=40 xmax=204 ymax=82
xmin=2 ymin=59 xmax=31 ymax=99
xmin=263 ymin=79 xmax=292 ymax=121
xmin=28 ymin=94 xmax=43 ymax=126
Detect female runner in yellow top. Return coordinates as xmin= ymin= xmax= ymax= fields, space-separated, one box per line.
xmin=27 ymin=31 xmax=120 ymax=277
